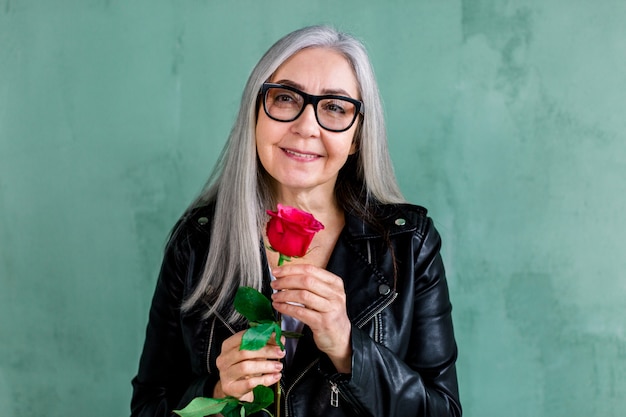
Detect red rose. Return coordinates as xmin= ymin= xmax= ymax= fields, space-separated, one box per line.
xmin=266 ymin=204 xmax=325 ymax=259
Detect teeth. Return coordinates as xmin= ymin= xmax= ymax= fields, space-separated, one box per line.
xmin=285 ymin=149 xmax=317 ymax=159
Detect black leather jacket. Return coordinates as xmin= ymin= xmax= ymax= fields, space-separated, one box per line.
xmin=131 ymin=203 xmax=461 ymax=417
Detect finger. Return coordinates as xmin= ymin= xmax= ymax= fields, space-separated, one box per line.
xmin=271 ymin=288 xmax=331 ymax=312
xmin=272 ymin=300 xmax=318 ymax=324
xmin=218 ymin=352 xmax=285 ymax=398
xmin=267 ymin=333 xmax=287 ymax=347
xmin=221 ymin=331 xmax=245 ymax=350
xmin=222 ymin=343 xmax=286 ymax=364
xmin=217 ymin=338 xmax=286 ymax=372
xmin=274 ymin=264 xmax=345 ymax=290
xmin=272 ymin=271 xmax=343 ymax=300
xmin=225 ymin=357 xmax=284 ymax=381
xmin=222 ymin=370 xmax=283 ymax=398
xmin=273 ymin=282 xmax=346 ymax=312
xmin=272 ymin=264 xmax=339 ymax=286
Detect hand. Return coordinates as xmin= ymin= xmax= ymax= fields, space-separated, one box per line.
xmin=270 ymin=264 xmax=352 ymax=373
xmin=214 ymin=331 xmax=286 ymax=401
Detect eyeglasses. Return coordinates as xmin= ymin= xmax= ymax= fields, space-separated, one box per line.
xmin=259 ymin=83 xmax=364 ymax=133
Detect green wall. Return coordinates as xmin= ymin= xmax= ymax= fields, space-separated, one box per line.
xmin=1 ymin=1 xmax=625 ymax=416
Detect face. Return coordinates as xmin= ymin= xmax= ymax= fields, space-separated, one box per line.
xmin=256 ymin=47 xmax=360 ymax=200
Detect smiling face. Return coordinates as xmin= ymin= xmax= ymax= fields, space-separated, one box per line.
xmin=255 ymin=47 xmax=361 ymax=202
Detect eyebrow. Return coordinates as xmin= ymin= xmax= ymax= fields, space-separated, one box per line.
xmin=273 ymin=79 xmax=356 ymax=98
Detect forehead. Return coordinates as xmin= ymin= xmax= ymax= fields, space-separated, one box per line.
xmin=271 ymin=47 xmax=360 ymax=98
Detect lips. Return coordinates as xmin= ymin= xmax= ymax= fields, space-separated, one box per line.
xmin=282 ymin=148 xmax=321 ymax=160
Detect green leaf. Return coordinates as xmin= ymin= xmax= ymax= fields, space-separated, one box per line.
xmin=173 ymin=396 xmax=235 ymax=417
xmin=244 ymin=385 xmax=274 ymax=413
xmin=240 ymin=322 xmax=276 ymax=351
xmin=234 ymin=287 xmax=275 ymax=323
xmin=173 ymin=385 xmax=275 ymax=417
xmin=272 ymin=323 xmax=284 ymax=350
xmin=221 ymin=403 xmax=242 ymax=417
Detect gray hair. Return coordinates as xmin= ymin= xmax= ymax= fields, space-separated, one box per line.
xmin=181 ymin=25 xmax=404 ymax=321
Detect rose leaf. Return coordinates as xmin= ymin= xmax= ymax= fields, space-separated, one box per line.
xmin=242 ymin=385 xmax=275 ymax=414
xmin=234 ymin=287 xmax=275 ymax=323
xmin=240 ymin=322 xmax=276 ymax=351
xmin=272 ymin=322 xmax=284 ymax=350
xmin=220 ymin=403 xmax=243 ymax=417
xmin=172 ymin=396 xmax=236 ymax=417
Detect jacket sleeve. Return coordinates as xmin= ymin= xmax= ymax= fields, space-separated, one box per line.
xmin=130 ymin=221 xmax=218 ymax=416
xmin=328 ymin=218 xmax=461 ymax=417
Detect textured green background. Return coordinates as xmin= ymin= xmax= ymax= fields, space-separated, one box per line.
xmin=1 ymin=1 xmax=625 ymax=416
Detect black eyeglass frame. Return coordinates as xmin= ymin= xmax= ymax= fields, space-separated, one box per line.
xmin=259 ymin=82 xmax=364 ymax=133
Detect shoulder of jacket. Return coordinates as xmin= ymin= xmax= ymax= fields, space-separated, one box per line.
xmin=346 ymin=203 xmax=430 ymax=239
xmin=167 ymin=202 xmax=216 ymax=249
xmin=382 ymin=203 xmax=430 ymax=237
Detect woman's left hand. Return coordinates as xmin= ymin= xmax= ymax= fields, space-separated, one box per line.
xmin=270 ymin=264 xmax=352 ymax=373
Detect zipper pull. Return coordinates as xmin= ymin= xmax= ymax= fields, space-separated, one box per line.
xmin=330 ymin=381 xmax=339 ymax=407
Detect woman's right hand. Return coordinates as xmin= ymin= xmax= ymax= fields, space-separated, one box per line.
xmin=213 ymin=330 xmax=285 ymax=402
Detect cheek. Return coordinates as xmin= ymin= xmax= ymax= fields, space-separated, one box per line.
xmin=255 ymin=119 xmax=270 ymax=154
xmin=326 ymin=140 xmax=357 ymax=167
xmin=255 ymin=120 xmax=276 ymax=172
xmin=255 ymin=114 xmax=281 ymax=147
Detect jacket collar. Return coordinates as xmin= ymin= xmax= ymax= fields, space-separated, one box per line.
xmin=189 ymin=201 xmax=426 ymax=240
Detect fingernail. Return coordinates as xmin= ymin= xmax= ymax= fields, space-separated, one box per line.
xmin=275 ymin=362 xmax=283 ymax=370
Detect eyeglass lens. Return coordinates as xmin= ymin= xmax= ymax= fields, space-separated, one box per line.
xmin=264 ymin=86 xmax=359 ymax=132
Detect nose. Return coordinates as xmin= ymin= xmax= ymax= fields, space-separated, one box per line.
xmin=291 ymin=103 xmax=320 ymax=138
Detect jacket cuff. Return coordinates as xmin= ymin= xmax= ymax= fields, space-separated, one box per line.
xmin=317 ymin=351 xmax=353 ymax=382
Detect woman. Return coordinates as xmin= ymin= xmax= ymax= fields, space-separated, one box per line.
xmin=131 ymin=25 xmax=461 ymax=417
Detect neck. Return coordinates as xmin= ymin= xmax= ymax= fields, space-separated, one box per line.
xmin=274 ymin=186 xmax=342 ymax=220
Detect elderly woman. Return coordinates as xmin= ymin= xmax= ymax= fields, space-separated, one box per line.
xmin=131 ymin=25 xmax=461 ymax=417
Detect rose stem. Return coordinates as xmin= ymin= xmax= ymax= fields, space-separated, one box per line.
xmin=275 ymin=253 xmax=289 ymax=417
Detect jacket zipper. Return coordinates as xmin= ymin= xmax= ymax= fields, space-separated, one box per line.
xmin=283 ymin=360 xmax=319 ymax=417
xmin=330 ymin=381 xmax=340 ymax=407
xmin=206 ymin=317 xmax=217 ymax=373
xmin=373 ymin=312 xmax=380 ymax=343
xmin=207 ymin=310 xmax=237 ymax=374
xmin=354 ymin=291 xmax=398 ymax=330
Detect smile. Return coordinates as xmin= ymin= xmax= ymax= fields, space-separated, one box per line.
xmin=282 ymin=148 xmax=320 ymax=160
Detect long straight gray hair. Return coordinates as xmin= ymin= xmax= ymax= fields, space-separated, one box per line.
xmin=181 ymin=25 xmax=405 ymax=322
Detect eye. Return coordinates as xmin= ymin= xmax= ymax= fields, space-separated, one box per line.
xmin=269 ymin=89 xmax=302 ymax=108
xmin=275 ymin=93 xmax=295 ymax=103
xmin=323 ymin=100 xmax=346 ymax=114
